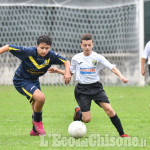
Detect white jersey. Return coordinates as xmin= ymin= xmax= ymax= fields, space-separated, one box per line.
xmin=70 ymin=51 xmax=116 ymax=84
xmin=142 ymin=41 xmax=150 ymax=64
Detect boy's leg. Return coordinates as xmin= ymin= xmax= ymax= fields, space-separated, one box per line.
xmin=74 ymin=106 xmax=91 ymax=123
xmin=30 ymin=102 xmax=42 ymax=136
xmin=74 ymin=83 xmax=93 ymax=123
xmin=13 ymin=77 xmax=45 ymax=136
xmin=31 ymin=103 xmax=38 ymax=134
xmin=99 ymin=102 xmax=115 ymax=117
xmin=100 ymin=102 xmax=129 ymax=137
xmin=32 ymin=89 xmax=45 ymax=112
xmin=73 ymin=95 xmax=92 ymax=123
xmin=82 ymin=111 xmax=91 ymax=123
xmin=31 ymin=89 xmax=45 ymax=135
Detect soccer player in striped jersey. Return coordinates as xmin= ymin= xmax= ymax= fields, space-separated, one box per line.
xmin=0 ymin=35 xmax=71 ymax=136
xmin=141 ymin=41 xmax=150 ymax=77
xmin=49 ymin=33 xmax=129 ymax=137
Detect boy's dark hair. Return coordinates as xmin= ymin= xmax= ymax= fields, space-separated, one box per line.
xmin=37 ymin=35 xmax=53 ymax=46
xmin=81 ymin=33 xmax=93 ymax=43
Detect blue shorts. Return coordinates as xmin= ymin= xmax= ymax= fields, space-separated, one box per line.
xmin=13 ymin=74 xmax=41 ymax=104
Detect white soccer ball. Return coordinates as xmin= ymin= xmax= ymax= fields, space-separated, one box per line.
xmin=68 ymin=121 xmax=87 ymax=138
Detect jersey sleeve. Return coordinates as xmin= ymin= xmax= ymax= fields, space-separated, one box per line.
xmin=9 ymin=45 xmax=32 ymax=60
xmin=50 ymin=51 xmax=67 ymax=64
xmin=98 ymin=54 xmax=116 ymax=70
xmin=70 ymin=58 xmax=77 ymax=74
xmin=142 ymin=41 xmax=150 ymax=59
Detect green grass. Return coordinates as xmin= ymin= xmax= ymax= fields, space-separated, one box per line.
xmin=0 ymin=85 xmax=150 ymax=150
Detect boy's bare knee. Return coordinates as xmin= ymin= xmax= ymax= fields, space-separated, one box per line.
xmin=105 ymin=108 xmax=115 ymax=117
xmin=33 ymin=89 xmax=45 ymax=104
xmin=39 ymin=95 xmax=45 ymax=104
xmin=83 ymin=117 xmax=91 ymax=123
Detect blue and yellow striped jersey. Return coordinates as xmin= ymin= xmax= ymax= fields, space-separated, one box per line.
xmin=9 ymin=45 xmax=67 ymax=80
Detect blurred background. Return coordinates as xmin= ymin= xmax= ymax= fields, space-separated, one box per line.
xmin=0 ymin=0 xmax=149 ymax=86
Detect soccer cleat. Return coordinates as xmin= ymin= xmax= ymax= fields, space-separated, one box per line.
xmin=33 ymin=121 xmax=46 ymax=136
xmin=30 ymin=129 xmax=40 ymax=136
xmin=120 ymin=134 xmax=130 ymax=138
xmin=73 ymin=106 xmax=81 ymax=121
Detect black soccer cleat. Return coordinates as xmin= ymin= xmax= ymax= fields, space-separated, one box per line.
xmin=73 ymin=106 xmax=81 ymax=121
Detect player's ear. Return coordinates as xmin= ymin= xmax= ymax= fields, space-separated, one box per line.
xmin=92 ymin=41 xmax=94 ymax=47
xmin=80 ymin=43 xmax=82 ymax=47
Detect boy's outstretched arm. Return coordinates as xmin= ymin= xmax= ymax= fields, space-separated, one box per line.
xmin=111 ymin=67 xmax=128 ymax=83
xmin=48 ymin=61 xmax=72 ymax=85
xmin=48 ymin=68 xmax=65 ymax=75
xmin=48 ymin=67 xmax=73 ymax=76
xmin=0 ymin=45 xmax=9 ymax=54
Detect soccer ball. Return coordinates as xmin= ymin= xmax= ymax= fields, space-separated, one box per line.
xmin=68 ymin=121 xmax=87 ymax=138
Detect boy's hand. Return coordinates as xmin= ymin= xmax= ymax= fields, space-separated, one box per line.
xmin=120 ymin=76 xmax=128 ymax=83
xmin=48 ymin=68 xmax=58 ymax=73
xmin=48 ymin=67 xmax=71 ymax=84
xmin=63 ymin=73 xmax=71 ymax=85
xmin=141 ymin=69 xmax=146 ymax=76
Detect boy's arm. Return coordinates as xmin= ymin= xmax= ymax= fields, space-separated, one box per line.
xmin=63 ymin=60 xmax=71 ymax=85
xmin=48 ymin=66 xmax=72 ymax=85
xmin=141 ymin=58 xmax=146 ymax=76
xmin=111 ymin=67 xmax=128 ymax=83
xmin=48 ymin=67 xmax=73 ymax=76
xmin=48 ymin=68 xmax=65 ymax=75
xmin=0 ymin=45 xmax=9 ymax=54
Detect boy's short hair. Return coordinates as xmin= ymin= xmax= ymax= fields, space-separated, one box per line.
xmin=37 ymin=35 xmax=53 ymax=46
xmin=81 ymin=33 xmax=93 ymax=43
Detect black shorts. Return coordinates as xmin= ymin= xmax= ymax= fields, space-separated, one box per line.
xmin=148 ymin=65 xmax=150 ymax=76
xmin=74 ymin=82 xmax=109 ymax=112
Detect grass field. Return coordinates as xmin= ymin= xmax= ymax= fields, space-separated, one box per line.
xmin=0 ymin=85 xmax=149 ymax=150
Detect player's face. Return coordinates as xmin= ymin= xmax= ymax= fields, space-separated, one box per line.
xmin=36 ymin=43 xmax=51 ymax=57
xmin=80 ymin=40 xmax=94 ymax=56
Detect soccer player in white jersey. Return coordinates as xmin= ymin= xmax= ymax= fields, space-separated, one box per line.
xmin=141 ymin=41 xmax=150 ymax=76
xmin=49 ymin=33 xmax=129 ymax=137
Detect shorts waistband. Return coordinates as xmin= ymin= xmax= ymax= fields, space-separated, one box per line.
xmin=78 ymin=81 xmax=100 ymax=86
